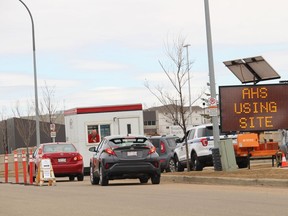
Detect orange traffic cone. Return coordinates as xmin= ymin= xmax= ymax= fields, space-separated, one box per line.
xmin=281 ymin=153 xmax=288 ymax=168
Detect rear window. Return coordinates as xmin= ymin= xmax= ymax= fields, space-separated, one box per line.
xmin=166 ymin=138 xmax=177 ymax=148
xmin=149 ymin=139 xmax=160 ymax=148
xmin=43 ymin=144 xmax=76 ymax=153
xmin=197 ymin=127 xmax=213 ymax=137
xmin=109 ymin=137 xmax=151 ymax=147
xmin=197 ymin=126 xmax=226 ymax=137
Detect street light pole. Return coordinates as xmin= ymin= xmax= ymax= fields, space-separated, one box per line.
xmin=204 ymin=0 xmax=221 ymax=170
xmin=183 ymin=44 xmax=192 ymax=127
xmin=19 ymin=0 xmax=40 ymax=147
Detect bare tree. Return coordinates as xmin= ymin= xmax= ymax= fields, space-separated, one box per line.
xmin=0 ymin=108 xmax=8 ymax=153
xmin=13 ymin=101 xmax=36 ymax=158
xmin=39 ymin=83 xmax=62 ymax=142
xmin=145 ymin=36 xmax=204 ymax=171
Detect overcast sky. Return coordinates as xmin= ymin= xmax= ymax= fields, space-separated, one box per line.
xmin=1 ymin=0 xmax=288 ymax=117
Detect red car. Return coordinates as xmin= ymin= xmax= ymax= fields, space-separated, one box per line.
xmin=30 ymin=142 xmax=84 ymax=181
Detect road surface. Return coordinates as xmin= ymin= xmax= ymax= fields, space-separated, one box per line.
xmin=0 ymin=178 xmax=287 ymax=216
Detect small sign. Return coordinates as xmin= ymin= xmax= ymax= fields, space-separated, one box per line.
xmin=209 ymin=97 xmax=217 ymax=105
xmin=36 ymin=158 xmax=56 ymax=186
xmin=41 ymin=159 xmax=51 ymax=169
xmin=43 ymin=169 xmax=51 ymax=178
xmin=209 ymin=106 xmax=218 ymax=117
xmin=50 ymin=123 xmax=55 ymax=131
xmin=50 ymin=131 xmax=56 ymax=138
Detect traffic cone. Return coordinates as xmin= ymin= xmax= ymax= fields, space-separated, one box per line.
xmin=281 ymin=153 xmax=288 ymax=168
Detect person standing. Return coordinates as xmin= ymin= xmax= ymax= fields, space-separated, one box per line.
xmin=88 ymin=129 xmax=100 ymax=143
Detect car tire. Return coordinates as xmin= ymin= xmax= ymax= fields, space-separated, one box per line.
xmin=69 ymin=176 xmax=75 ymax=181
xmin=99 ymin=164 xmax=109 ymax=186
xmin=175 ymin=156 xmax=185 ymax=172
xmin=237 ymin=160 xmax=248 ymax=169
xmin=191 ymin=152 xmax=203 ymax=171
xmin=139 ymin=176 xmax=149 ymax=184
xmin=77 ymin=174 xmax=84 ymax=181
xmin=90 ymin=164 xmax=99 ymax=185
xmin=166 ymin=158 xmax=176 ymax=172
xmin=151 ymin=174 xmax=160 ymax=184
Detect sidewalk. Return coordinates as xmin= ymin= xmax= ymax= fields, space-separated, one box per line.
xmin=161 ymin=173 xmax=288 ymax=187
xmin=161 ymin=162 xmax=288 ymax=187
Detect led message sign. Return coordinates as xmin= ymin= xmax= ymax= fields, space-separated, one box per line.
xmin=219 ymin=84 xmax=288 ymax=133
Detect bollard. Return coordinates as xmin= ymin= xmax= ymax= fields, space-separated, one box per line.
xmin=14 ymin=150 xmax=19 ymax=184
xmin=35 ymin=148 xmax=42 ymax=184
xmin=22 ymin=150 xmax=27 ymax=184
xmin=4 ymin=154 xmax=8 ymax=183
xmin=29 ymin=149 xmax=34 ymax=184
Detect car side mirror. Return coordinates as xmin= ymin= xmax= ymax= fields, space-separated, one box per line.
xmin=88 ymin=146 xmax=97 ymax=152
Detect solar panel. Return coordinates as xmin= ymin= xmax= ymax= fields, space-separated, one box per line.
xmin=223 ymin=56 xmax=280 ymax=84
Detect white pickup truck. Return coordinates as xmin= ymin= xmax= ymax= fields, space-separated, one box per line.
xmin=174 ymin=124 xmax=237 ymax=171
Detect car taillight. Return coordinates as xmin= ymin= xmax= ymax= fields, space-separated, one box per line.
xmin=73 ymin=154 xmax=83 ymax=161
xmin=104 ymin=148 xmax=116 ymax=156
xmin=201 ymin=138 xmax=208 ymax=146
xmin=148 ymin=146 xmax=156 ymax=154
xmin=160 ymin=141 xmax=166 ymax=153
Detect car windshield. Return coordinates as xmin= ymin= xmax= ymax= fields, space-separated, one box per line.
xmin=109 ymin=137 xmax=150 ymax=148
xmin=43 ymin=144 xmax=76 ymax=153
xmin=198 ymin=126 xmax=227 ymax=137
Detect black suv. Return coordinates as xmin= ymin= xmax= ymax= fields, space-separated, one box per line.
xmin=148 ymin=135 xmax=179 ymax=173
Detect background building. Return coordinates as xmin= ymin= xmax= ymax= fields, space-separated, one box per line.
xmin=0 ymin=117 xmax=65 ymax=154
xmin=144 ymin=105 xmax=211 ymax=137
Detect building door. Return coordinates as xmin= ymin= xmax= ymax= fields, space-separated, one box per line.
xmin=118 ymin=118 xmax=140 ymax=135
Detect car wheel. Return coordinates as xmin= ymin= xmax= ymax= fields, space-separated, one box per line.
xmin=69 ymin=176 xmax=75 ymax=181
xmin=139 ymin=176 xmax=149 ymax=184
xmin=99 ymin=164 xmax=109 ymax=186
xmin=166 ymin=158 xmax=176 ymax=172
xmin=175 ymin=156 xmax=185 ymax=172
xmin=191 ymin=152 xmax=203 ymax=171
xmin=77 ymin=174 xmax=84 ymax=181
xmin=151 ymin=174 xmax=160 ymax=184
xmin=90 ymin=164 xmax=99 ymax=185
xmin=237 ymin=160 xmax=248 ymax=169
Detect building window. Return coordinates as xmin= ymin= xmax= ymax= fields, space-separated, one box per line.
xmin=87 ymin=124 xmax=111 ymax=144
xmin=144 ymin=121 xmax=156 ymax=126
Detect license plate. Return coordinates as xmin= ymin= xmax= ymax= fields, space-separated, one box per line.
xmin=127 ymin=151 xmax=137 ymax=156
xmin=58 ymin=158 xmax=66 ymax=162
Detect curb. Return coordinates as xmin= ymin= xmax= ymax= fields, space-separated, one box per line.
xmin=161 ymin=175 xmax=288 ymax=187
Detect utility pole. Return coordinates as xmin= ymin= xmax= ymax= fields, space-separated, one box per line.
xmin=204 ymin=0 xmax=222 ymax=171
xmin=19 ymin=0 xmax=40 ymax=147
